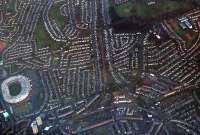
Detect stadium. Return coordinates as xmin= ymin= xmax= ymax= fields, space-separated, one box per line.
xmin=1 ymin=75 xmax=32 ymax=104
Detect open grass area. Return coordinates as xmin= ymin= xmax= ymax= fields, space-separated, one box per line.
xmin=0 ymin=55 xmax=2 ymax=61
xmin=168 ymin=19 xmax=198 ymax=47
xmin=10 ymin=64 xmax=20 ymax=73
xmin=0 ymin=0 xmax=17 ymax=12
xmin=114 ymin=1 xmax=133 ymax=17
xmin=49 ymin=2 xmax=66 ymax=30
xmin=112 ymin=0 xmax=195 ymax=18
xmin=185 ymin=31 xmax=198 ymax=47
xmin=7 ymin=0 xmax=16 ymax=12
xmin=34 ymin=21 xmax=64 ymax=50
xmin=8 ymin=82 xmax=22 ymax=96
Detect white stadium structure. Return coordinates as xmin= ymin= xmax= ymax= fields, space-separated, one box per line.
xmin=1 ymin=75 xmax=31 ymax=104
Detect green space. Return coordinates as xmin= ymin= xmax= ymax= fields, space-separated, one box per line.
xmin=114 ymin=1 xmax=133 ymax=17
xmin=0 ymin=0 xmax=17 ymax=12
xmin=185 ymin=31 xmax=198 ymax=47
xmin=10 ymin=64 xmax=20 ymax=73
xmin=51 ymin=57 xmax=60 ymax=66
xmin=49 ymin=2 xmax=66 ymax=29
xmin=8 ymin=82 xmax=22 ymax=96
xmin=0 ymin=54 xmax=2 ymax=61
xmin=112 ymin=0 xmax=195 ymax=18
xmin=168 ymin=19 xmax=198 ymax=47
xmin=7 ymin=0 xmax=17 ymax=12
xmin=34 ymin=21 xmax=64 ymax=50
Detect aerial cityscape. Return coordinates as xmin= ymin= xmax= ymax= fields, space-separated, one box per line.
xmin=0 ymin=0 xmax=200 ymax=134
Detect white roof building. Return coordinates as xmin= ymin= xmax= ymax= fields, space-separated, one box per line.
xmin=1 ymin=75 xmax=31 ymax=104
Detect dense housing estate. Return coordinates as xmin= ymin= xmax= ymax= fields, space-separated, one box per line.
xmin=0 ymin=0 xmax=200 ymax=135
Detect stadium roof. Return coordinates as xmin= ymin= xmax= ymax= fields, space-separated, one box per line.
xmin=1 ymin=75 xmax=31 ymax=104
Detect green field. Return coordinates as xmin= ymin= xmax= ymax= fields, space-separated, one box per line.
xmin=112 ymin=0 xmax=195 ymax=18
xmin=114 ymin=1 xmax=133 ymax=17
xmin=0 ymin=0 xmax=17 ymax=12
xmin=49 ymin=2 xmax=66 ymax=29
xmin=177 ymin=29 xmax=198 ymax=46
xmin=0 ymin=54 xmax=2 ymax=61
xmin=8 ymin=82 xmax=22 ymax=96
xmin=34 ymin=21 xmax=64 ymax=50
xmin=168 ymin=19 xmax=198 ymax=47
